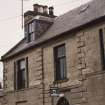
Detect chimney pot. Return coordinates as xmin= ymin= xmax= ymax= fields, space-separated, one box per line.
xmin=33 ymin=4 xmax=39 ymax=13
xmin=33 ymin=4 xmax=54 ymax=17
xmin=38 ymin=6 xmax=43 ymax=13
xmin=43 ymin=6 xmax=48 ymax=15
xmin=49 ymin=6 xmax=54 ymax=16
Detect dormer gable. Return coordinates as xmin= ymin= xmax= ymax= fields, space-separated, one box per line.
xmin=24 ymin=4 xmax=56 ymax=43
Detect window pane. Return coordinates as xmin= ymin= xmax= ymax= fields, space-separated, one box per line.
xmin=32 ymin=22 xmax=34 ymax=32
xmin=25 ymin=25 xmax=28 ymax=36
xmin=21 ymin=70 xmax=25 ymax=87
xmin=99 ymin=29 xmax=105 ymax=69
xmin=57 ymin=46 xmax=65 ymax=58
xmin=59 ymin=58 xmax=66 ymax=79
xmin=19 ymin=60 xmax=25 ymax=70
xmin=29 ymin=22 xmax=34 ymax=33
xmin=22 ymin=70 xmax=26 ymax=81
xmin=17 ymin=70 xmax=25 ymax=89
xmin=17 ymin=59 xmax=26 ymax=89
xmin=27 ymin=21 xmax=35 ymax=42
xmin=54 ymin=44 xmax=66 ymax=81
xmin=29 ymin=23 xmax=32 ymax=33
xmin=30 ymin=33 xmax=34 ymax=41
xmin=56 ymin=60 xmax=61 ymax=80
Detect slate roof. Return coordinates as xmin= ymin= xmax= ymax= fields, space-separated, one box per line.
xmin=2 ymin=0 xmax=105 ymax=60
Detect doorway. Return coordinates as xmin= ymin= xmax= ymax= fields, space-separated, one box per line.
xmin=57 ymin=97 xmax=69 ymax=105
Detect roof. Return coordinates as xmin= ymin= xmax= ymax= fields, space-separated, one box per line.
xmin=2 ymin=0 xmax=105 ymax=60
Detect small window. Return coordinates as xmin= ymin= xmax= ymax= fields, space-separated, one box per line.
xmin=54 ymin=44 xmax=67 ymax=81
xmin=16 ymin=101 xmax=27 ymax=105
xmin=28 ymin=22 xmax=35 ymax=42
xmin=80 ymin=4 xmax=89 ymax=13
xmin=14 ymin=58 xmax=28 ymax=90
xmin=25 ymin=21 xmax=35 ymax=42
xmin=17 ymin=59 xmax=26 ymax=89
xmin=99 ymin=29 xmax=105 ymax=69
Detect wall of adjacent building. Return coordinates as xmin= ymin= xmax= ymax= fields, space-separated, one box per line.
xmin=2 ymin=22 xmax=105 ymax=105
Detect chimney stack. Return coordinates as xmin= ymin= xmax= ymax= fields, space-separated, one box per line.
xmin=49 ymin=6 xmax=54 ymax=16
xmin=43 ymin=6 xmax=48 ymax=15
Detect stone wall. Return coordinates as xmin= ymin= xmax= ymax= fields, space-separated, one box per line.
xmin=42 ymin=22 xmax=105 ymax=105
xmin=3 ymin=47 xmax=44 ymax=105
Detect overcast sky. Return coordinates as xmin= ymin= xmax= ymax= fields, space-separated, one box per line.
xmin=0 ymin=0 xmax=92 ymax=82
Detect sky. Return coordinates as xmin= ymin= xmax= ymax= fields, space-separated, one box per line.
xmin=0 ymin=0 xmax=92 ymax=82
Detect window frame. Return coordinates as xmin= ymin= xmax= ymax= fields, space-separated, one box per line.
xmin=54 ymin=44 xmax=67 ymax=82
xmin=17 ymin=59 xmax=26 ymax=90
xmin=14 ymin=57 xmax=28 ymax=90
xmin=99 ymin=28 xmax=105 ymax=69
xmin=28 ymin=22 xmax=35 ymax=42
xmin=25 ymin=20 xmax=35 ymax=42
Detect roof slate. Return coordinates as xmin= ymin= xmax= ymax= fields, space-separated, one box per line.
xmin=2 ymin=0 xmax=105 ymax=60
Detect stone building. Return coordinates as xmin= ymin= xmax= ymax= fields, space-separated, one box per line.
xmin=0 ymin=89 xmax=4 ymax=105
xmin=1 ymin=0 xmax=105 ymax=105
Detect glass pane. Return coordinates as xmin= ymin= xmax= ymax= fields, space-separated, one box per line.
xmin=25 ymin=25 xmax=28 ymax=36
xmin=57 ymin=45 xmax=65 ymax=58
xmin=20 ymin=70 xmax=25 ymax=88
xmin=31 ymin=33 xmax=34 ymax=41
xmin=29 ymin=22 xmax=34 ymax=33
xmin=56 ymin=60 xmax=61 ymax=80
xmin=59 ymin=58 xmax=66 ymax=79
xmin=32 ymin=22 xmax=34 ymax=32
xmin=54 ymin=44 xmax=66 ymax=81
xmin=29 ymin=23 xmax=32 ymax=33
xmin=19 ymin=60 xmax=25 ymax=70
xmin=17 ymin=68 xmax=26 ymax=89
xmin=22 ymin=70 xmax=26 ymax=80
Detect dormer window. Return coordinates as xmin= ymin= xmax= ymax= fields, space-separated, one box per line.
xmin=24 ymin=4 xmax=55 ymax=43
xmin=28 ymin=22 xmax=35 ymax=42
xmin=25 ymin=21 xmax=35 ymax=42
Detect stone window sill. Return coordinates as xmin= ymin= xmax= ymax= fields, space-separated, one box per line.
xmin=54 ymin=78 xmax=69 ymax=83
